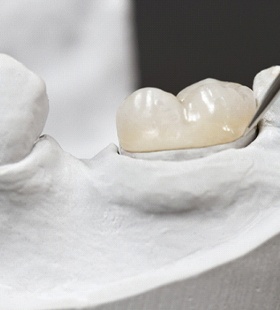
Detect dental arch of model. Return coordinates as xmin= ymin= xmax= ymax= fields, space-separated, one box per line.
xmin=1 ymin=53 xmax=280 ymax=310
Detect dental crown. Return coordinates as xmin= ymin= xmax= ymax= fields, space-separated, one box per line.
xmin=116 ymin=79 xmax=257 ymax=153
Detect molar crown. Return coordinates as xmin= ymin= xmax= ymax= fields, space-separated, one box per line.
xmin=117 ymin=79 xmax=257 ymax=153
xmin=0 ymin=54 xmax=49 ymax=165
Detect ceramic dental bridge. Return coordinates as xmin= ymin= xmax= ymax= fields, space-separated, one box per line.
xmin=1 ymin=54 xmax=280 ymax=310
xmin=117 ymin=73 xmax=280 ymax=161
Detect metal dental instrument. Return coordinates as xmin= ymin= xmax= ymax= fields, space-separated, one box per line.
xmin=243 ymin=72 xmax=280 ymax=136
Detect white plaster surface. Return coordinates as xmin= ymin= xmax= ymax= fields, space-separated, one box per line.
xmin=93 ymin=233 xmax=280 ymax=310
xmin=0 ymin=55 xmax=48 ymax=165
xmin=0 ymin=58 xmax=280 ymax=309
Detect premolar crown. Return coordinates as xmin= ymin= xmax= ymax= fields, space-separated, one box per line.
xmin=116 ymin=79 xmax=257 ymax=153
xmin=0 ymin=54 xmax=49 ymax=165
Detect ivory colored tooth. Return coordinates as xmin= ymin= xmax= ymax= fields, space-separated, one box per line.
xmin=116 ymin=79 xmax=257 ymax=153
xmin=0 ymin=54 xmax=49 ymax=165
xmin=177 ymin=79 xmax=257 ymax=147
xmin=116 ymin=88 xmax=185 ymax=153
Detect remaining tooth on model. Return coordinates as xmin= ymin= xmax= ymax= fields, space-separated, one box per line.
xmin=116 ymin=79 xmax=257 ymax=153
xmin=0 ymin=54 xmax=49 ymax=165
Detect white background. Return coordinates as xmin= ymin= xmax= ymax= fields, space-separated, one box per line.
xmin=0 ymin=0 xmax=137 ymax=158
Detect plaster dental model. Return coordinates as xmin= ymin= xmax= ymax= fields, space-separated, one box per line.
xmin=0 ymin=53 xmax=280 ymax=310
